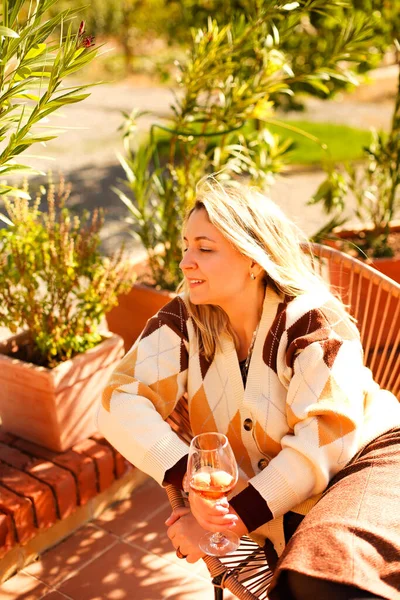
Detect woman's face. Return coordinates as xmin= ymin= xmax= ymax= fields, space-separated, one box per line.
xmin=180 ymin=208 xmax=253 ymax=307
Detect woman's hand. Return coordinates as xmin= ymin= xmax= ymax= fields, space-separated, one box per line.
xmin=165 ymin=507 xmax=207 ymax=564
xmin=188 ymin=490 xmax=248 ymax=537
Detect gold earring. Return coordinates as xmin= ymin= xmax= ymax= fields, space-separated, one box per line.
xmin=250 ymin=272 xmax=256 ymax=280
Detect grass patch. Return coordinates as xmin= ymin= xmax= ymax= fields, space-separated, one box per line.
xmin=152 ymin=119 xmax=373 ymax=166
xmin=269 ymin=120 xmax=373 ymax=165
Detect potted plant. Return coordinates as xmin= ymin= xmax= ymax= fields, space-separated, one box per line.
xmin=310 ymin=43 xmax=400 ymax=283
xmin=308 ymin=47 xmax=400 ymax=348
xmin=0 ymin=0 xmax=137 ymax=451
xmin=0 ymin=177 xmax=134 ymax=451
xmin=107 ymin=7 xmax=377 ymax=349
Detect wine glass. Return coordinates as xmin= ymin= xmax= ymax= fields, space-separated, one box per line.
xmin=187 ymin=432 xmax=240 ymax=556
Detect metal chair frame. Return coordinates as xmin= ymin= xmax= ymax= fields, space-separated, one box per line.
xmin=165 ymin=243 xmax=400 ymax=599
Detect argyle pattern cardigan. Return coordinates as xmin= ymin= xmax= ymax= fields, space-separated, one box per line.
xmin=98 ymin=285 xmax=400 ymax=553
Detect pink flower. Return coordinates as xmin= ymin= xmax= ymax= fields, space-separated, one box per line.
xmin=76 ymin=20 xmax=95 ymax=49
xmin=82 ymin=35 xmax=95 ymax=48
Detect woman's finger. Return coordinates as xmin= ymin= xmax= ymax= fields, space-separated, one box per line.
xmin=185 ymin=551 xmax=205 ymax=564
xmin=194 ymin=512 xmax=238 ymax=532
xmin=165 ymin=506 xmax=191 ymax=527
xmin=189 ymin=491 xmax=229 ymax=516
xmin=198 ymin=511 xmax=238 ymax=525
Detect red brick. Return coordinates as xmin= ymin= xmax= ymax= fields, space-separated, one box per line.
xmin=52 ymin=452 xmax=97 ymax=507
xmin=0 ymin=463 xmax=56 ymax=529
xmin=90 ymin=433 xmax=131 ymax=478
xmin=12 ymin=439 xmax=97 ymax=506
xmin=72 ymin=439 xmax=115 ymax=492
xmin=0 ymin=484 xmax=36 ymax=544
xmin=0 ymin=442 xmax=34 ymax=470
xmin=0 ymin=441 xmax=77 ymax=519
xmin=0 ymin=427 xmax=17 ymax=445
xmin=0 ymin=441 xmax=78 ymax=519
xmin=26 ymin=460 xmax=77 ymax=520
xmin=114 ymin=453 xmax=131 ymax=478
xmin=0 ymin=511 xmax=15 ymax=558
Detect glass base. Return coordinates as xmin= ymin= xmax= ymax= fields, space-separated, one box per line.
xmin=199 ymin=530 xmax=240 ymax=557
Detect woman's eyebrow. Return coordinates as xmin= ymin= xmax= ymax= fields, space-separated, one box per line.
xmin=183 ymin=235 xmax=216 ymax=242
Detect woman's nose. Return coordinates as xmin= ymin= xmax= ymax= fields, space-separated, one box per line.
xmin=179 ymin=250 xmax=196 ymax=271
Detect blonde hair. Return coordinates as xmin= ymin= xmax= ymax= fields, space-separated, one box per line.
xmin=180 ymin=178 xmax=329 ymax=360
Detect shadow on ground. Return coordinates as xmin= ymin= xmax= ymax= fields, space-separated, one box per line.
xmin=0 ymin=160 xmax=144 ymax=259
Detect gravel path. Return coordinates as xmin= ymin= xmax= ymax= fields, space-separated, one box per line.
xmin=2 ymin=65 xmax=397 ymax=258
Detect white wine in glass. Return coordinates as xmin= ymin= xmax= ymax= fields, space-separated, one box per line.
xmin=187 ymin=432 xmax=240 ymax=556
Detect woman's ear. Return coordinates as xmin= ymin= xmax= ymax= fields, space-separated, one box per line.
xmin=250 ymin=261 xmax=263 ymax=278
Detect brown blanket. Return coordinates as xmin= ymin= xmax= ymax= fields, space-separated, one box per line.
xmin=269 ymin=428 xmax=400 ymax=600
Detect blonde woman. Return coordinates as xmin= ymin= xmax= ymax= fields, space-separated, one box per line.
xmin=98 ymin=179 xmax=400 ymax=600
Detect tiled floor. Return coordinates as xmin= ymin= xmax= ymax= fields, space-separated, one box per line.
xmin=0 ymin=478 xmax=236 ymax=600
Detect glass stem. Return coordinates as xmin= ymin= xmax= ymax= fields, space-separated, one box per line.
xmin=210 ymin=532 xmax=225 ymax=546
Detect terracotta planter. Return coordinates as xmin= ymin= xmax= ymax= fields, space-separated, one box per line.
xmin=0 ymin=332 xmax=124 ymax=452
xmin=106 ymin=283 xmax=176 ymax=352
xmin=325 ymin=223 xmax=400 ymax=350
xmin=330 ymin=220 xmax=400 ymax=284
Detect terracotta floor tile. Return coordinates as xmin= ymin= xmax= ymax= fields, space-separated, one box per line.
xmin=0 ymin=571 xmax=50 ymax=600
xmin=164 ymin=574 xmax=236 ymax=600
xmin=39 ymin=593 xmax=71 ymax=599
xmin=23 ymin=524 xmax=118 ymax=587
xmin=93 ymin=479 xmax=169 ymax=537
xmin=163 ymin=575 xmax=215 ymax=600
xmin=124 ymin=504 xmax=219 ymax=579
xmin=124 ymin=504 xmax=171 ymax=550
xmin=56 ymin=541 xmax=204 ymax=600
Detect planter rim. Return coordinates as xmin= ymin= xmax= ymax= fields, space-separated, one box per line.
xmin=332 ymin=219 xmax=400 ymax=238
xmin=0 ymin=331 xmax=123 ymax=374
xmin=133 ymin=282 xmax=178 ymax=297
xmin=310 ymin=243 xmax=400 ymax=294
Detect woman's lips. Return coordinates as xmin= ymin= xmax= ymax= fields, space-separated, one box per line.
xmin=188 ymin=279 xmax=205 ymax=288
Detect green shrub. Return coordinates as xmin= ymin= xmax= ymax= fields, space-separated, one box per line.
xmin=115 ymin=5 xmax=377 ymax=290
xmin=0 ymin=177 xmax=134 ymax=367
xmin=310 ymin=49 xmax=400 ymax=259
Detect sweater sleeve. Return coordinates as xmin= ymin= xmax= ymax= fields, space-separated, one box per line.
xmin=97 ymin=296 xmax=190 ymax=486
xmin=163 ymin=454 xmax=189 ymax=489
xmin=236 ymin=300 xmax=368 ymax=523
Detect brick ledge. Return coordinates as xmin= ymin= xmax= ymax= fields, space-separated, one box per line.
xmin=0 ymin=426 xmax=149 ymax=584
xmin=0 ymin=468 xmax=148 ymax=583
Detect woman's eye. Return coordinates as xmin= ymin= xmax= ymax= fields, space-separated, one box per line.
xmin=182 ymin=247 xmax=212 ymax=254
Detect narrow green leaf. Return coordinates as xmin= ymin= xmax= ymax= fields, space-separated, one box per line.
xmin=117 ymin=153 xmax=137 ymax=185
xmin=0 ymin=212 xmax=13 ymax=225
xmin=112 ymin=186 xmax=142 ymax=220
xmin=0 ymin=187 xmax=30 ymax=199
xmin=28 ymin=71 xmax=52 ymax=78
xmin=14 ymin=93 xmax=41 ymax=101
xmin=307 ymin=80 xmax=331 ymax=94
xmin=21 ymin=135 xmax=58 ymax=144
xmin=51 ymin=92 xmax=91 ymax=104
xmin=0 ymin=26 xmax=19 ymax=38
xmin=0 ymin=164 xmax=45 ymax=175
xmin=25 ymin=43 xmax=47 ymax=60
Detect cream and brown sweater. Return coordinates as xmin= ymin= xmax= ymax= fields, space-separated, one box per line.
xmin=98 ymin=285 xmax=400 ymax=554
